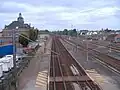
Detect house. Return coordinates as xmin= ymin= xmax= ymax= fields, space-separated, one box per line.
xmin=39 ymin=30 xmax=49 ymax=40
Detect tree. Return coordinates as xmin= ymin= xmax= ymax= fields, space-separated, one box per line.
xmin=68 ymin=29 xmax=77 ymax=36
xmin=29 ymin=29 xmax=35 ymax=41
xmin=72 ymin=29 xmax=77 ymax=36
xmin=19 ymin=34 xmax=29 ymax=47
xmin=29 ymin=28 xmax=38 ymax=41
xmin=34 ymin=29 xmax=39 ymax=40
xmin=104 ymin=28 xmax=111 ymax=32
xmin=63 ymin=29 xmax=68 ymax=35
xmin=45 ymin=29 xmax=49 ymax=33
xmin=68 ymin=30 xmax=73 ymax=36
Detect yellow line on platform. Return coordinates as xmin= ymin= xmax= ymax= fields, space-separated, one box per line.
xmin=38 ymin=74 xmax=47 ymax=78
xmin=37 ymin=77 xmax=47 ymax=81
xmin=36 ymin=81 xmax=46 ymax=86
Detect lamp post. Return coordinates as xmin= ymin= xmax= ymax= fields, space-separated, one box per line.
xmin=77 ymin=29 xmax=79 ymax=39
xmin=12 ymin=26 xmax=18 ymax=90
xmin=86 ymin=40 xmax=88 ymax=61
xmin=44 ymin=39 xmax=46 ymax=53
xmin=109 ymin=42 xmax=111 ymax=53
xmin=85 ymin=34 xmax=88 ymax=61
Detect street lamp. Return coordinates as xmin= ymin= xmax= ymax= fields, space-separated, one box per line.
xmin=109 ymin=42 xmax=111 ymax=53
xmin=86 ymin=39 xmax=88 ymax=62
xmin=85 ymin=33 xmax=88 ymax=62
xmin=12 ymin=26 xmax=18 ymax=90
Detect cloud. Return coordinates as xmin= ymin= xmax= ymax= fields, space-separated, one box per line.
xmin=0 ymin=0 xmax=120 ymax=30
xmin=0 ymin=1 xmax=25 ymax=14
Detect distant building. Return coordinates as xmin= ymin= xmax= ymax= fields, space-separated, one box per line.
xmin=106 ymin=34 xmax=120 ymax=43
xmin=2 ymin=13 xmax=31 ymax=43
xmin=0 ymin=32 xmax=2 ymax=37
xmin=115 ymin=34 xmax=120 ymax=42
xmin=38 ymin=30 xmax=49 ymax=39
xmin=4 ymin=13 xmax=30 ymax=30
xmin=2 ymin=13 xmax=31 ymax=37
xmin=79 ymin=30 xmax=88 ymax=35
xmin=106 ymin=34 xmax=117 ymax=42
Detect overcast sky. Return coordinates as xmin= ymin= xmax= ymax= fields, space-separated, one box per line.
xmin=0 ymin=0 xmax=120 ymax=30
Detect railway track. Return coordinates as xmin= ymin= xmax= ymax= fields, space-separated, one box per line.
xmin=89 ymin=41 xmax=120 ymax=52
xmin=66 ymin=37 xmax=120 ymax=52
xmin=62 ymin=38 xmax=120 ymax=72
xmin=48 ymin=36 xmax=102 ymax=90
xmin=81 ymin=41 xmax=120 ymax=72
xmin=88 ymin=43 xmax=120 ymax=72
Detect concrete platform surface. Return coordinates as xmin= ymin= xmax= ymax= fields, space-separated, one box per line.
xmin=18 ymin=39 xmax=52 ymax=90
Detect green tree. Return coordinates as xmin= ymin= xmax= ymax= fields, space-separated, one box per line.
xmin=63 ymin=29 xmax=68 ymax=35
xmin=45 ymin=29 xmax=49 ymax=33
xmin=68 ymin=29 xmax=77 ymax=36
xmin=19 ymin=34 xmax=29 ymax=47
xmin=29 ymin=29 xmax=38 ymax=41
xmin=72 ymin=29 xmax=77 ymax=36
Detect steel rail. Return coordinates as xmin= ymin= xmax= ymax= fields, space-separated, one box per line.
xmin=61 ymin=38 xmax=102 ymax=90
xmin=52 ymin=39 xmax=56 ymax=90
xmin=59 ymin=38 xmax=95 ymax=90
xmin=50 ymin=37 xmax=66 ymax=90
xmin=50 ymin=37 xmax=102 ymax=90
xmin=66 ymin=36 xmax=120 ymax=75
xmin=54 ymin=39 xmax=67 ymax=90
xmin=55 ymin=38 xmax=74 ymax=90
xmin=58 ymin=38 xmax=86 ymax=90
xmin=58 ymin=38 xmax=97 ymax=90
xmin=64 ymin=38 xmax=120 ymax=70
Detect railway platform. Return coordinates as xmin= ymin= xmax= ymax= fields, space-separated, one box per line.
xmin=18 ymin=39 xmax=52 ymax=90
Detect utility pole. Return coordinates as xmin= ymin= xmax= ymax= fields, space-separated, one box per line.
xmin=12 ymin=28 xmax=17 ymax=90
xmin=109 ymin=42 xmax=111 ymax=53
xmin=77 ymin=29 xmax=79 ymax=39
xmin=86 ymin=40 xmax=88 ymax=61
xmin=44 ymin=40 xmax=46 ymax=53
xmin=86 ymin=34 xmax=88 ymax=61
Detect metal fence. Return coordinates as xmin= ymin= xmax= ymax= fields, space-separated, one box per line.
xmin=0 ymin=45 xmax=40 ymax=90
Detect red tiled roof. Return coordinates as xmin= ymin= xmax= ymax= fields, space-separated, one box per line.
xmin=115 ymin=34 xmax=120 ymax=38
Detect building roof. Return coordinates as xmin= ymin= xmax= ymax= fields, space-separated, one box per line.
xmin=5 ymin=21 xmax=23 ymax=29
xmin=115 ymin=34 xmax=120 ymax=38
xmin=5 ymin=13 xmax=31 ymax=29
xmin=5 ymin=21 xmax=30 ymax=29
